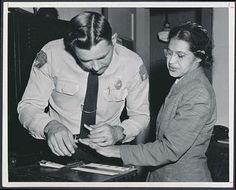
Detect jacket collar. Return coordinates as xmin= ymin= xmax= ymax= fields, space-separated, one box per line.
xmin=170 ymin=67 xmax=205 ymax=94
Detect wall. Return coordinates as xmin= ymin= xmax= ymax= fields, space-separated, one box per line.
xmin=135 ymin=8 xmax=150 ymax=73
xmin=107 ymin=8 xmax=135 ymax=41
xmin=150 ymin=9 xmax=197 ymax=67
xmin=212 ymin=8 xmax=229 ymax=127
xmin=20 ymin=7 xmax=34 ymax=13
xmin=105 ymin=8 xmax=150 ymax=73
xmin=57 ymin=8 xmax=101 ymax=21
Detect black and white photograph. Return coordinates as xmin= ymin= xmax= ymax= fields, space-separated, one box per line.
xmin=1 ymin=1 xmax=235 ymax=188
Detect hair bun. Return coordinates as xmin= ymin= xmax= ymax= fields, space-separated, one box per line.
xmin=196 ymin=50 xmax=206 ymax=55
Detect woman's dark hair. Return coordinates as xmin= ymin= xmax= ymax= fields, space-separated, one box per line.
xmin=168 ymin=21 xmax=213 ymax=68
xmin=64 ymin=11 xmax=112 ymax=51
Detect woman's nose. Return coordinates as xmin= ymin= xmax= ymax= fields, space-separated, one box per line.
xmin=169 ymin=53 xmax=178 ymax=64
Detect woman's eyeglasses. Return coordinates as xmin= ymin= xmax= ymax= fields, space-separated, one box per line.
xmin=164 ymin=48 xmax=193 ymax=60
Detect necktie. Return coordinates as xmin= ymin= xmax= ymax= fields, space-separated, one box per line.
xmin=79 ymin=72 xmax=98 ymax=138
xmin=71 ymin=72 xmax=122 ymax=164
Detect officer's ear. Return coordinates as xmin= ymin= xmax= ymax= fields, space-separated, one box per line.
xmin=111 ymin=33 xmax=117 ymax=46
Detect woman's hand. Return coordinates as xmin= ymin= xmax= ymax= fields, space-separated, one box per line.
xmin=84 ymin=123 xmax=124 ymax=146
xmin=79 ymin=138 xmax=121 ymax=158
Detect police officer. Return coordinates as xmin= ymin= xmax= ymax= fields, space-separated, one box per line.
xmin=17 ymin=11 xmax=150 ymax=158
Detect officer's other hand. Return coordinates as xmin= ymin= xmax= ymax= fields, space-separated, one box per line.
xmin=44 ymin=120 xmax=77 ymax=157
xmin=86 ymin=123 xmax=124 ymax=146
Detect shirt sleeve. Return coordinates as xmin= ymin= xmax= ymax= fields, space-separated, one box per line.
xmin=17 ymin=46 xmax=54 ymax=139
xmin=120 ymin=87 xmax=215 ymax=166
xmin=120 ymin=63 xmax=150 ymax=142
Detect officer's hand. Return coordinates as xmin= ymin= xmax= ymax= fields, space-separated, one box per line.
xmin=86 ymin=123 xmax=124 ymax=146
xmin=79 ymin=138 xmax=121 ymax=158
xmin=44 ymin=120 xmax=77 ymax=157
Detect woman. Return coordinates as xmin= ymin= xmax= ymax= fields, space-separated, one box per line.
xmin=80 ymin=21 xmax=217 ymax=182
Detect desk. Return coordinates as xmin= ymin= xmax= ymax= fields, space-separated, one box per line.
xmin=9 ymin=142 xmax=139 ymax=182
xmin=9 ymin=163 xmax=137 ymax=182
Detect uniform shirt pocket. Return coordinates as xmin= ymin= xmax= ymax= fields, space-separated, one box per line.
xmin=52 ymin=79 xmax=81 ymax=112
xmin=55 ymin=80 xmax=79 ymax=96
xmin=104 ymin=88 xmax=128 ymax=102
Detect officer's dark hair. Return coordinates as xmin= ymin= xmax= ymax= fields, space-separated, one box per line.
xmin=168 ymin=21 xmax=213 ymax=68
xmin=64 ymin=11 xmax=112 ymax=50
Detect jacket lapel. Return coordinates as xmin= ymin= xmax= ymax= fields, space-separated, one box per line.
xmin=156 ymin=67 xmax=205 ymax=138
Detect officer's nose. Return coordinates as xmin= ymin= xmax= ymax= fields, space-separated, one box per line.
xmin=92 ymin=60 xmax=100 ymax=71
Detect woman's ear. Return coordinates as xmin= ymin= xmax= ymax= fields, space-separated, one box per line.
xmin=194 ymin=57 xmax=202 ymax=65
xmin=111 ymin=33 xmax=118 ymax=45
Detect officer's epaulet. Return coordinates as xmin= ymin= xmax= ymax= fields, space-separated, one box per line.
xmin=33 ymin=50 xmax=47 ymax=68
xmin=139 ymin=64 xmax=148 ymax=81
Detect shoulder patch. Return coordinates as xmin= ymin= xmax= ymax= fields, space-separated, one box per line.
xmin=139 ymin=64 xmax=148 ymax=81
xmin=34 ymin=50 xmax=47 ymax=68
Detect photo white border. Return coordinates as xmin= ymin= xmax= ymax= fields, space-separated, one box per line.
xmin=2 ymin=1 xmax=235 ymax=188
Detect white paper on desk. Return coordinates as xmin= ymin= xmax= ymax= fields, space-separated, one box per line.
xmin=71 ymin=163 xmax=131 ymax=176
xmin=72 ymin=167 xmax=119 ymax=175
xmin=86 ymin=163 xmax=130 ymax=172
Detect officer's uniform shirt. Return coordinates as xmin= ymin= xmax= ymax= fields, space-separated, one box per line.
xmin=17 ymin=39 xmax=150 ymax=142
